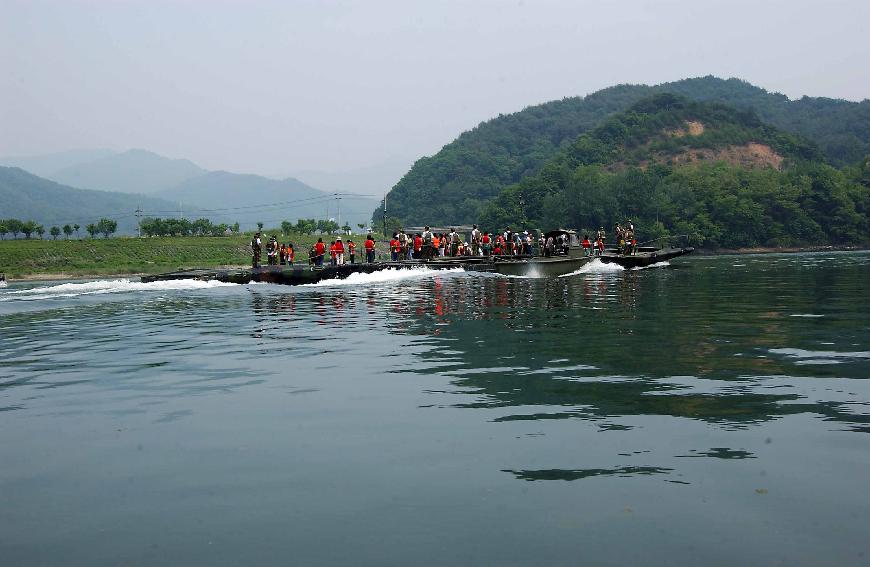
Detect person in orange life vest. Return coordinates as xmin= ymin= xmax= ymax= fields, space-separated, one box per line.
xmin=431 ymin=233 xmax=440 ymax=258
xmin=596 ymin=236 xmax=604 ymax=256
xmin=334 ymin=236 xmax=345 ymax=265
xmin=328 ymin=241 xmax=338 ymax=266
xmin=314 ymin=238 xmax=326 ymax=267
xmin=287 ymin=243 xmax=295 ymax=265
xmin=365 ymin=234 xmax=376 ymax=263
xmin=582 ymin=235 xmax=591 ymax=257
xmin=389 ymin=233 xmax=400 ymax=262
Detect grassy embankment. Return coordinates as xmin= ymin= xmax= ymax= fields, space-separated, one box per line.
xmin=0 ymin=232 xmax=336 ymax=279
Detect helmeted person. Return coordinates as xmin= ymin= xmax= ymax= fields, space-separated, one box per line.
xmin=314 ymin=237 xmax=326 ymax=267
xmin=251 ymin=231 xmax=262 ymax=268
xmin=267 ymin=236 xmax=278 ymax=265
xmin=448 ymin=228 xmax=460 ymax=256
xmin=421 ymin=226 xmax=434 ymax=260
xmin=470 ymin=224 xmax=481 ymax=255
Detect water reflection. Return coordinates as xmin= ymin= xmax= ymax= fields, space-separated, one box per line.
xmin=504 ymin=466 xmax=674 ymax=482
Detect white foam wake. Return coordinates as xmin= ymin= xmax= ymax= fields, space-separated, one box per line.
xmin=559 ymin=259 xmax=625 ymax=277
xmin=1 ymin=278 xmax=237 ymax=301
xmin=300 ymin=267 xmax=465 ymax=288
xmin=632 ymin=260 xmax=671 ymax=270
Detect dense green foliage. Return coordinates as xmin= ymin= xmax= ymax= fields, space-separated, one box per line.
xmin=376 ymin=76 xmax=869 ymax=226
xmin=478 ymin=96 xmax=870 ymax=248
xmin=140 ymin=217 xmax=236 ymax=237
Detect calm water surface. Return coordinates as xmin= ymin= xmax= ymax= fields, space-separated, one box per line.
xmin=1 ymin=253 xmax=869 ymax=566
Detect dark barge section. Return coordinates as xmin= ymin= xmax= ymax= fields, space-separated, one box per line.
xmin=140 ymin=247 xmax=694 ymax=285
xmin=140 ymin=259 xmax=480 ymax=286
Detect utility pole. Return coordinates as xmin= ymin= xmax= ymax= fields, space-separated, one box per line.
xmin=135 ymin=205 xmax=142 ymax=238
xmin=382 ymin=192 xmax=387 ymax=237
xmin=337 ymin=194 xmax=342 ymax=229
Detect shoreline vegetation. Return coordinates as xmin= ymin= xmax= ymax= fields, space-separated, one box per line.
xmin=1 ymin=234 xmax=865 ymax=282
xmin=0 ymin=233 xmax=322 ymax=281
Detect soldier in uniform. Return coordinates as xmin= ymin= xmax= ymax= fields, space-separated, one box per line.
xmin=251 ymin=232 xmax=262 ymax=268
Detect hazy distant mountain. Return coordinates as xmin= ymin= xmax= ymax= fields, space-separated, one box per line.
xmin=49 ymin=149 xmax=206 ymax=194
xmin=293 ymin=156 xmax=414 ymax=197
xmin=159 ymin=171 xmax=378 ymax=229
xmin=0 ymin=149 xmax=117 ymax=179
xmin=0 ymin=167 xmax=189 ymax=235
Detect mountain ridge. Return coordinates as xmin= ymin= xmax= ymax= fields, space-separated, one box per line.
xmin=0 ymin=166 xmax=194 ymax=235
xmin=477 ymin=94 xmax=869 ymax=248
xmin=49 ymin=149 xmax=206 ymax=194
xmin=375 ymin=76 xmax=870 ymax=226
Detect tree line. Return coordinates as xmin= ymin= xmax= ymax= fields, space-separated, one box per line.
xmin=478 ymin=95 xmax=870 ymax=249
xmin=277 ymin=219 xmax=357 ymax=235
xmin=0 ymin=218 xmax=118 ymax=240
xmin=139 ymin=217 xmax=240 ymax=237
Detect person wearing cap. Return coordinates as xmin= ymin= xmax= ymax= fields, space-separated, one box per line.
xmin=334 ymin=236 xmax=345 ymax=265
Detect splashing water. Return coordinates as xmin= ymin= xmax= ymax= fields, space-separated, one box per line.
xmin=559 ymin=259 xmax=625 ymax=277
xmin=0 ymin=278 xmax=237 ymax=302
xmin=299 ymin=267 xmax=465 ymax=288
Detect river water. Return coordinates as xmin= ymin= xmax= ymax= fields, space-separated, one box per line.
xmin=1 ymin=253 xmax=869 ymax=566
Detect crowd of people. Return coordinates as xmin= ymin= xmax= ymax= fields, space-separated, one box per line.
xmin=251 ymin=234 xmax=297 ymax=267
xmin=251 ymin=219 xmax=639 ymax=269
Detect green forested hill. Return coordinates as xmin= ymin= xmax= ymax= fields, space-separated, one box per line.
xmin=478 ymin=94 xmax=870 ymax=248
xmin=376 ymin=76 xmax=869 ymax=226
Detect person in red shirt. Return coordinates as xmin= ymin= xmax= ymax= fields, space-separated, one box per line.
xmin=364 ymin=234 xmax=376 ymax=263
xmin=581 ymin=235 xmax=591 ymax=257
xmin=389 ymin=234 xmax=400 ymax=262
xmin=481 ymin=232 xmax=491 ymax=256
xmin=493 ymin=244 xmax=502 ymax=255
xmin=314 ymin=238 xmax=326 ymax=267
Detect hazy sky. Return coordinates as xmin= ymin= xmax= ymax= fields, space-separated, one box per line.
xmin=2 ymin=0 xmax=867 ymax=174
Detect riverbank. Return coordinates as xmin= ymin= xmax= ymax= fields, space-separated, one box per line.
xmin=3 ymin=237 xmax=866 ymax=281
xmin=0 ymin=233 xmax=325 ymax=280
xmin=696 ymin=244 xmax=867 ymax=255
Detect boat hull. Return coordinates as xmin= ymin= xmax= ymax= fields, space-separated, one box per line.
xmin=599 ymin=247 xmax=694 ymax=268
xmin=479 ymin=255 xmax=593 ymax=277
xmin=140 ymin=247 xmax=692 ymax=286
